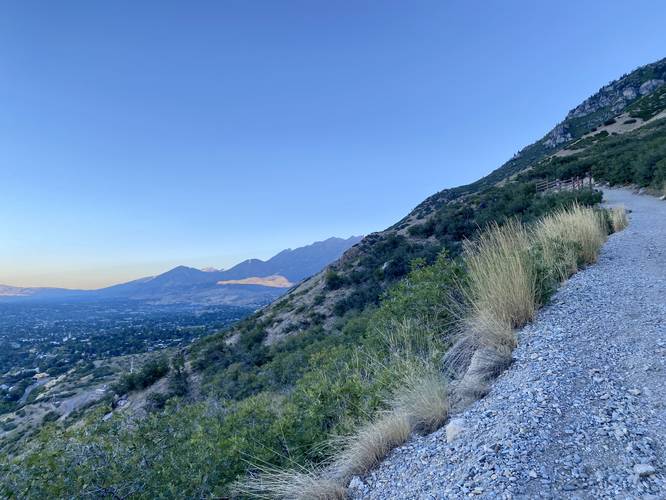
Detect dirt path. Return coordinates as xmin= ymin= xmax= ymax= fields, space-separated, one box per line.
xmin=17 ymin=378 xmax=49 ymax=405
xmin=354 ymin=189 xmax=666 ymax=499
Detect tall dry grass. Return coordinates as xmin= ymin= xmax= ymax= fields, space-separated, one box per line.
xmin=236 ymin=204 xmax=616 ymax=499
xmin=535 ymin=204 xmax=607 ymax=266
xmin=233 ymin=464 xmax=347 ymax=500
xmin=328 ymin=319 xmax=449 ymax=480
xmin=390 ymin=365 xmax=449 ymax=434
xmin=461 ymin=220 xmax=536 ymax=360
xmin=452 ymin=204 xmax=609 ymax=403
xmin=609 ymin=206 xmax=628 ymax=232
xmin=330 ymin=411 xmax=411 ymax=481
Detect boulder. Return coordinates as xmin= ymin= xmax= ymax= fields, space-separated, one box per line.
xmin=633 ymin=464 xmax=655 ymax=477
xmin=446 ymin=418 xmax=467 ymax=443
xmin=639 ymin=79 xmax=665 ymax=96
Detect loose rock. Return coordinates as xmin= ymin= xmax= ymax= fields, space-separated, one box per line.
xmin=446 ymin=418 xmax=466 ymax=443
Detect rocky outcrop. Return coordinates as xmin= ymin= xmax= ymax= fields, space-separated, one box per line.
xmin=639 ymin=79 xmax=664 ymax=96
xmin=543 ymin=122 xmax=572 ymax=148
xmin=543 ymin=59 xmax=666 ymax=150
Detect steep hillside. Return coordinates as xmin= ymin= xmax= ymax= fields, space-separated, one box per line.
xmin=355 ymin=189 xmax=666 ymax=498
xmin=197 ymin=57 xmax=666 ymax=349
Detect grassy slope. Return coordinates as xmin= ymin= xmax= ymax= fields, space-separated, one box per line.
xmin=520 ymin=116 xmax=666 ymax=190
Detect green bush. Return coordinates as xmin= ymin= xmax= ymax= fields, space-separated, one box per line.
xmin=114 ymin=356 xmax=169 ymax=395
xmin=324 ymin=269 xmax=346 ymax=290
xmin=42 ymin=411 xmax=59 ymax=424
xmin=522 ymin=118 xmax=666 ymax=189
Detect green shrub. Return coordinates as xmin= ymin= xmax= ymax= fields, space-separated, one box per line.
xmin=42 ymin=411 xmax=59 ymax=424
xmin=146 ymin=392 xmax=170 ymax=412
xmin=114 ymin=356 xmax=169 ymax=395
xmin=324 ymin=270 xmax=346 ymax=290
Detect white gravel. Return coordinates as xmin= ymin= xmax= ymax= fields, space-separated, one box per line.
xmin=352 ymin=189 xmax=666 ymax=499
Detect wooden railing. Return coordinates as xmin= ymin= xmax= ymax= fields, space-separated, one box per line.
xmin=535 ymin=175 xmax=593 ymax=193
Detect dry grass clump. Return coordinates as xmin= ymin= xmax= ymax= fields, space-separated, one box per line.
xmin=391 ymin=366 xmax=449 ymax=434
xmin=449 ymin=220 xmax=536 ymax=407
xmin=452 ymin=204 xmax=609 ymax=405
xmin=332 ymin=411 xmax=411 ymax=481
xmin=610 ymin=205 xmax=629 ymax=232
xmin=533 ymin=229 xmax=579 ymax=283
xmin=535 ymin=204 xmax=607 ymax=265
xmin=233 ymin=465 xmax=347 ymax=500
xmin=329 ymin=365 xmax=449 ymax=480
xmin=454 ymin=346 xmax=513 ymax=405
xmin=239 ymin=318 xmax=450 ymax=498
xmin=326 ymin=321 xmax=449 ymax=482
xmin=241 ymin=364 xmax=447 ymax=497
xmin=463 ymin=220 xmax=536 ymax=338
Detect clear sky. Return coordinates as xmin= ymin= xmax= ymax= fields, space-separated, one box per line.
xmin=2 ymin=1 xmax=665 ymax=289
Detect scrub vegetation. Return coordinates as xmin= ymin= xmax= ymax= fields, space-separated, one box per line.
xmin=520 ymin=117 xmax=666 ymax=190
xmin=0 ymin=192 xmax=619 ymax=499
xmin=236 ymin=203 xmax=615 ymax=498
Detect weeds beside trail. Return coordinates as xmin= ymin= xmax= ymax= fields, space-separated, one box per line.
xmin=610 ymin=205 xmax=629 ymax=232
xmin=233 ymin=465 xmax=347 ymax=500
xmin=237 ymin=203 xmax=623 ymax=499
xmin=453 ymin=204 xmax=608 ymax=402
xmin=359 ymin=188 xmax=665 ymax=498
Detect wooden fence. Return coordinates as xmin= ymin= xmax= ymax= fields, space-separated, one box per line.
xmin=535 ymin=175 xmax=593 ymax=193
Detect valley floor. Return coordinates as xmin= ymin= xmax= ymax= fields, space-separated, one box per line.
xmin=352 ymin=189 xmax=666 ymax=499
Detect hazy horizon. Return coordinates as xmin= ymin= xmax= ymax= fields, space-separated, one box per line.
xmin=3 ymin=1 xmax=666 ymax=288
xmin=0 ymin=234 xmax=361 ymax=290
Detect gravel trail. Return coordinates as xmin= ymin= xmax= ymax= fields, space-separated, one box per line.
xmin=353 ymin=189 xmax=666 ymax=499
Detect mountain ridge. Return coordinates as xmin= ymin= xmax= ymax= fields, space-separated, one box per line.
xmin=0 ymin=236 xmax=362 ymax=306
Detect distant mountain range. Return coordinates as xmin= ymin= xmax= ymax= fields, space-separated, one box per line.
xmin=0 ymin=236 xmax=362 ymax=307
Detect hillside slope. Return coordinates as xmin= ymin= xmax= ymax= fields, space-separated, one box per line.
xmin=355 ymin=189 xmax=666 ymax=498
xmin=195 ymin=57 xmax=666 ymax=354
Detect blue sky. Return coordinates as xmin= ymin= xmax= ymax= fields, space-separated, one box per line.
xmin=2 ymin=1 xmax=665 ymax=289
